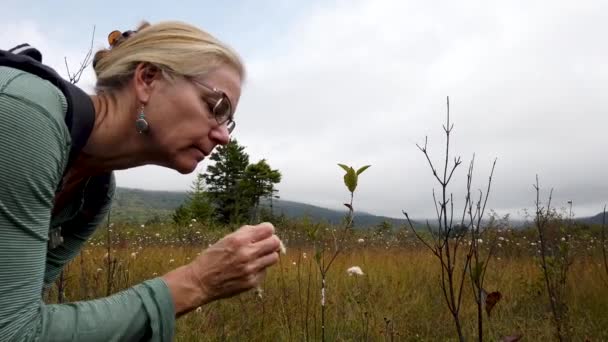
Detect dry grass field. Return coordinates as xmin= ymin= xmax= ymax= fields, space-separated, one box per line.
xmin=45 ymin=221 xmax=608 ymax=341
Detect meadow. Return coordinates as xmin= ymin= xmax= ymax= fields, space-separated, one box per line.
xmin=45 ymin=218 xmax=608 ymax=341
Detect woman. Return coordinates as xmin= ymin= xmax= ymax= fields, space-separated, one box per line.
xmin=0 ymin=21 xmax=281 ymax=341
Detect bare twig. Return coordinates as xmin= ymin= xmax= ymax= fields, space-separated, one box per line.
xmin=601 ymin=205 xmax=607 ymax=280
xmin=403 ymin=212 xmax=437 ymax=255
xmin=477 ymin=159 xmax=497 ymax=284
xmin=534 ymin=176 xmax=570 ymax=342
xmin=404 ymin=96 xmax=490 ymax=342
xmin=65 ymin=25 xmax=96 ymax=84
xmin=461 ymin=156 xmax=497 ymax=342
xmin=433 ymin=189 xmax=441 ymax=228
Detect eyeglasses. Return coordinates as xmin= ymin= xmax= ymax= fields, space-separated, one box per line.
xmin=190 ymin=78 xmax=236 ymax=134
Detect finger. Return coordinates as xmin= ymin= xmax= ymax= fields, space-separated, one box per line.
xmin=240 ymin=222 xmax=275 ymax=243
xmin=255 ymin=268 xmax=267 ymax=284
xmin=250 ymin=251 xmax=279 ymax=273
xmin=244 ymin=269 xmax=267 ymax=291
xmin=251 ymin=235 xmax=281 ymax=258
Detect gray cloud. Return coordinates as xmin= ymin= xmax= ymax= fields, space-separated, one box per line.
xmin=2 ymin=0 xmax=607 ymax=220
xmin=236 ymin=0 xmax=608 ymax=219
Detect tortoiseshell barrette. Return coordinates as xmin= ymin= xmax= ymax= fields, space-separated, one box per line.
xmin=107 ymin=30 xmax=136 ymax=48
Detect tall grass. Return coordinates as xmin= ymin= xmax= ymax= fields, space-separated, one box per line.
xmin=46 ymin=222 xmax=608 ymax=341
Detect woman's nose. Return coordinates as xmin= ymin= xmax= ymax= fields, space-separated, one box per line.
xmin=210 ymin=124 xmax=231 ymax=145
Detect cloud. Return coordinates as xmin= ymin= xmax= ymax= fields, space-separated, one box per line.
xmin=235 ymin=0 xmax=608 ymax=219
xmin=2 ymin=1 xmax=607 ymax=220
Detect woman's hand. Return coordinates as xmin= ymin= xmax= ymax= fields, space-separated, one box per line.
xmin=162 ymin=222 xmax=281 ymax=316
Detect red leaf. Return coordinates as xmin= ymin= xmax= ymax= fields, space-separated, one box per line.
xmin=501 ymin=334 xmax=523 ymax=342
xmin=485 ymin=291 xmax=502 ymax=316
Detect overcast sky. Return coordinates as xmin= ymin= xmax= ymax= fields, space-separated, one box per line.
xmin=2 ymin=0 xmax=607 ymax=220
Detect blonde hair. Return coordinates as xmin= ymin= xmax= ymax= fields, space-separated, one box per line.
xmin=92 ymin=21 xmax=245 ymax=92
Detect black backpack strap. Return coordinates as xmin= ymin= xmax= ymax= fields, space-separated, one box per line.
xmin=0 ymin=45 xmax=95 ymax=168
xmin=59 ymin=77 xmax=96 ymax=168
xmin=8 ymin=43 xmax=43 ymax=63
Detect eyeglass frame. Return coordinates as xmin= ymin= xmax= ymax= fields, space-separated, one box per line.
xmin=188 ymin=77 xmax=236 ymax=134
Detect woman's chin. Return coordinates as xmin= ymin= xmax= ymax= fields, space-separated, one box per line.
xmin=171 ymin=158 xmax=200 ymax=174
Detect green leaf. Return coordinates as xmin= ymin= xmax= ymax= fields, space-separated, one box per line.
xmin=344 ymin=168 xmax=357 ymax=193
xmin=337 ymin=164 xmax=350 ymax=173
xmin=356 ymin=165 xmax=371 ymax=175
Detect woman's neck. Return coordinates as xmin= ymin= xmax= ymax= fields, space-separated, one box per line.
xmin=69 ymin=92 xmax=152 ymax=178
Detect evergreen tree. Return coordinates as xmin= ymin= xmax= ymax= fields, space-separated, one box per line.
xmin=200 ymin=140 xmax=282 ymax=226
xmin=241 ymin=159 xmax=282 ymax=221
xmin=202 ymin=139 xmax=250 ymax=224
xmin=172 ymin=171 xmax=216 ymax=226
xmin=172 ymin=203 xmax=192 ymax=225
xmin=188 ymin=173 xmax=215 ymax=224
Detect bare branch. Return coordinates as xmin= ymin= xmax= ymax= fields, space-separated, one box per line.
xmin=602 ymin=205 xmax=607 ymax=278
xmin=477 ymin=158 xmax=497 ymax=228
xmin=64 ymin=57 xmax=72 ymax=81
xmin=534 ymin=175 xmax=567 ymax=341
xmin=439 ymin=263 xmax=453 ymax=313
xmin=443 ymin=97 xmax=451 ymax=185
xmin=456 ymin=252 xmax=472 ymax=313
xmin=64 ymin=25 xmax=96 ymax=85
xmin=445 ymin=159 xmax=462 ymax=189
xmin=480 ymin=237 xmax=497 ymax=286
xmin=403 ymin=211 xmax=437 ymax=255
xmin=417 ymin=141 xmax=443 ymax=185
xmin=427 ymin=220 xmax=441 ymax=248
xmin=448 ymin=193 xmax=455 ymax=238
xmin=433 ymin=189 xmax=441 ymax=227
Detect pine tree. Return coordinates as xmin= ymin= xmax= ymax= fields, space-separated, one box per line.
xmin=202 ymin=139 xmax=250 ymax=224
xmin=172 ymin=203 xmax=192 ymax=225
xmin=200 ymin=140 xmax=282 ymax=226
xmin=172 ymin=173 xmax=216 ymax=225
xmin=188 ymin=173 xmax=215 ymax=224
xmin=241 ymin=159 xmax=282 ymax=221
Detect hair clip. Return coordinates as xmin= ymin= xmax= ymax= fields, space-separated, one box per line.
xmin=107 ymin=30 xmax=137 ymax=48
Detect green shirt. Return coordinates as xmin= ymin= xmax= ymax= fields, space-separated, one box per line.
xmin=0 ymin=66 xmax=175 ymax=341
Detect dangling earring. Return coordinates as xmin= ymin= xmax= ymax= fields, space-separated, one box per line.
xmin=135 ymin=105 xmax=150 ymax=134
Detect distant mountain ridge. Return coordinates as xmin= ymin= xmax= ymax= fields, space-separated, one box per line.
xmin=110 ymin=187 xmax=411 ymax=228
xmin=577 ymin=211 xmax=607 ymax=225
xmin=258 ymin=197 xmax=410 ymax=227
xmin=109 ymin=187 xmax=607 ymax=230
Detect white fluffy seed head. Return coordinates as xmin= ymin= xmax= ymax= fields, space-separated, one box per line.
xmin=347 ymin=266 xmax=364 ymax=276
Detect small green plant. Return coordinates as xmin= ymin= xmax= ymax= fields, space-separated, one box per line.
xmin=310 ymin=163 xmax=370 ymax=342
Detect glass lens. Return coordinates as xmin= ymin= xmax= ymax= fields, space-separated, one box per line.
xmin=213 ymin=96 xmax=232 ymax=124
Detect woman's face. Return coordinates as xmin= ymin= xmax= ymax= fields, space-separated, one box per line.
xmin=143 ymin=65 xmax=242 ymax=174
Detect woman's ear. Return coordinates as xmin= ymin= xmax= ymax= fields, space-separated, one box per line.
xmin=133 ymin=62 xmax=161 ymax=103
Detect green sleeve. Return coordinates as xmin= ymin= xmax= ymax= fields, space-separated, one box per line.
xmin=0 ymin=67 xmax=175 ymax=341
